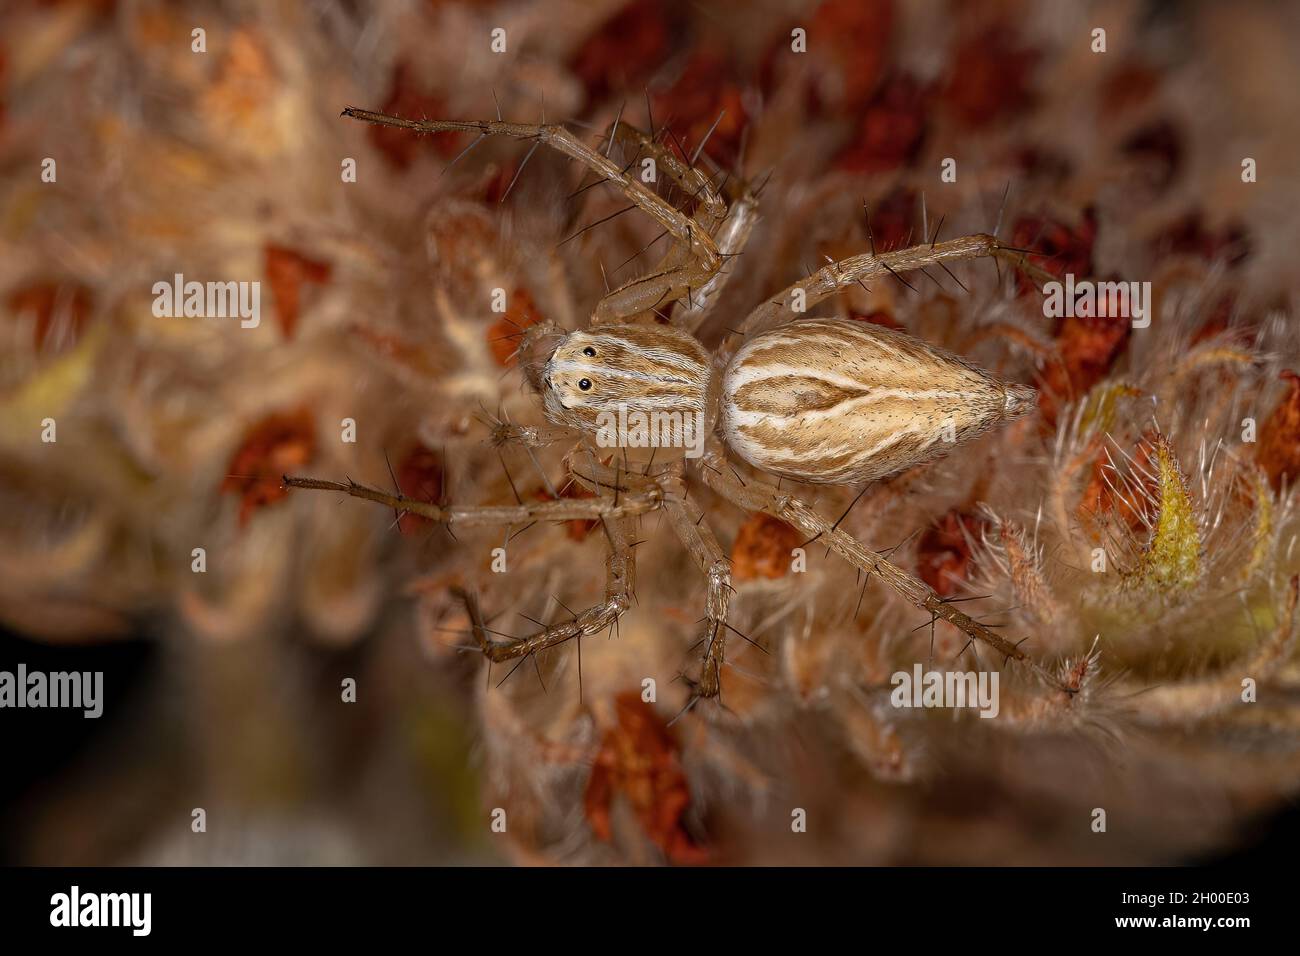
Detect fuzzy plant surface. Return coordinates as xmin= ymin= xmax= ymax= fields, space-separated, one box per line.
xmin=1 ymin=0 xmax=1298 ymax=866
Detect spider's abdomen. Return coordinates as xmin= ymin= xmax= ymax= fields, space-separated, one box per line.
xmin=720 ymin=318 xmax=1034 ymax=484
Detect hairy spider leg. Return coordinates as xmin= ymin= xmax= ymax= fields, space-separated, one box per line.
xmin=341 ymin=107 xmax=722 ymax=324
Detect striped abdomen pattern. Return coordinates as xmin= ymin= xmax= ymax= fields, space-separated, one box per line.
xmin=720 ymin=318 xmax=1034 ymax=484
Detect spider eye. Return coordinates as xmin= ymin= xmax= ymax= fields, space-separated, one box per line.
xmin=578 ymin=378 xmax=592 ymax=391
xmin=582 ymin=346 xmax=596 ymax=357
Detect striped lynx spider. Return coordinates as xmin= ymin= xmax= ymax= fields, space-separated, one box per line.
xmin=286 ymin=105 xmax=1072 ymax=703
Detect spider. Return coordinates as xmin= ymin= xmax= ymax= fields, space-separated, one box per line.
xmin=285 ymin=105 xmax=1074 ymax=705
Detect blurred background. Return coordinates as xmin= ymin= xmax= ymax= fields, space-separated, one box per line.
xmin=2 ymin=0 xmax=1299 ymax=865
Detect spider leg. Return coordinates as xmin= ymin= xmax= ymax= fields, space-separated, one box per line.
xmin=581 ymin=121 xmax=732 ymax=325
xmin=678 ymin=185 xmax=759 ymax=336
xmin=722 ymin=233 xmax=1058 ymax=354
xmin=695 ymin=446 xmax=1075 ymax=695
xmin=600 ymin=121 xmax=759 ymax=331
xmin=486 ymin=421 xmax=573 ymax=450
xmin=453 ymin=515 xmax=636 ymax=665
xmin=606 ymin=122 xmax=727 ymax=236
xmin=659 ymin=466 xmax=732 ymax=698
xmin=342 ymin=107 xmax=719 ymax=323
xmin=282 ymin=461 xmax=661 ymax=527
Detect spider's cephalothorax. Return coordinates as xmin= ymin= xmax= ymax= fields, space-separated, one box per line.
xmin=529 ymin=321 xmax=719 ymax=458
